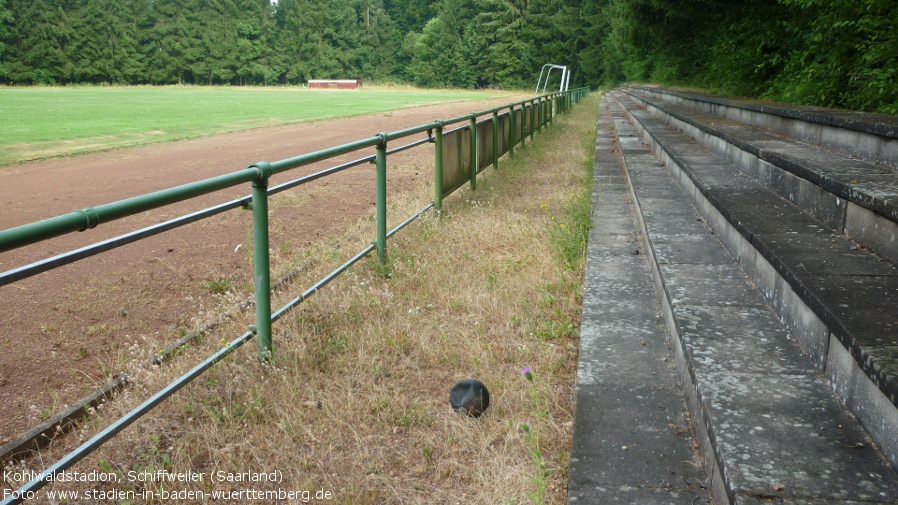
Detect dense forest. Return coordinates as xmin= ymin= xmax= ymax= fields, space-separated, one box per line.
xmin=0 ymin=0 xmax=585 ymax=89
xmin=0 ymin=0 xmax=896 ymax=112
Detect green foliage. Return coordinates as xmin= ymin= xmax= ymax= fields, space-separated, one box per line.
xmin=410 ymin=0 xmax=595 ymax=90
xmin=2 ymin=0 xmax=897 ymax=112
xmin=0 ymin=0 xmax=603 ymax=90
xmin=385 ymin=0 xmax=434 ymax=33
xmin=412 ymin=16 xmax=469 ymax=88
xmin=0 ymin=0 xmax=12 ymax=79
xmin=594 ymin=0 xmax=898 ymax=113
xmin=0 ymin=0 xmax=418 ymax=85
xmin=764 ymin=0 xmax=898 ymax=113
xmin=203 ymin=277 xmax=233 ymax=295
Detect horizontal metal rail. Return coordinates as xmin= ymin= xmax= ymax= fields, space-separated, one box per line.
xmin=271 ymin=201 xmax=434 ymax=324
xmin=0 ymin=137 xmax=431 ymax=287
xmin=2 ymin=200 xmax=439 ymax=505
xmin=0 ymin=329 xmax=255 ymax=504
xmin=0 ymin=86 xmax=590 ymax=505
xmin=0 ymin=90 xmax=586 ymax=255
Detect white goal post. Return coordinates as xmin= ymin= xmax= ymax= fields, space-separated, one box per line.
xmin=534 ymin=64 xmax=570 ymax=95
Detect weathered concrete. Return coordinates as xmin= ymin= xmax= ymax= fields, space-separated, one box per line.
xmin=627 ymin=85 xmax=898 ymax=169
xmin=623 ymin=88 xmax=898 ymax=263
xmin=615 ymin=92 xmax=898 ymax=436
xmin=569 ymin=97 xmax=711 ymax=504
xmin=701 ymin=371 xmax=898 ymax=502
xmin=607 ymin=91 xmax=898 ymax=502
xmin=845 ymin=202 xmax=898 ymax=265
xmin=827 ymin=335 xmax=898 ymax=481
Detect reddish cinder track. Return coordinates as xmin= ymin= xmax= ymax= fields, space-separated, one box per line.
xmin=0 ymin=96 xmax=519 ymax=443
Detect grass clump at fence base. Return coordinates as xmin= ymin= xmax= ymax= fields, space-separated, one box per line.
xmin=9 ymin=93 xmax=599 ymax=504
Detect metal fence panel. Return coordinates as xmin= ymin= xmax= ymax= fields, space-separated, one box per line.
xmin=441 ymin=128 xmax=471 ymax=197
xmin=498 ymin=112 xmax=511 ymax=157
xmin=476 ymin=119 xmax=493 ymax=172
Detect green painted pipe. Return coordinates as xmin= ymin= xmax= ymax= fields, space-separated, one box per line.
xmin=0 ymin=168 xmax=259 ymax=253
xmin=251 ymin=162 xmax=273 ymax=359
xmin=375 ymin=134 xmax=388 ymax=263
xmin=530 ymin=99 xmax=536 ymax=141
xmin=509 ymin=105 xmax=516 ymax=157
xmin=469 ymin=115 xmax=477 ymax=190
xmin=434 ymin=122 xmax=444 ymax=212
xmin=492 ymin=111 xmax=499 ymax=170
xmin=0 ymin=88 xmax=591 ymax=257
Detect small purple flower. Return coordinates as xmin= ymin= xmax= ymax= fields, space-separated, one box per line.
xmin=521 ymin=366 xmax=533 ymax=382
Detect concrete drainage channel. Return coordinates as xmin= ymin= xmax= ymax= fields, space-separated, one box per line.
xmin=569 ymin=90 xmax=898 ymax=504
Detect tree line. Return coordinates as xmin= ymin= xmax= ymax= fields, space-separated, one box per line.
xmin=0 ymin=0 xmax=594 ymax=89
xmin=1 ymin=0 xmax=896 ymax=112
xmin=591 ymin=0 xmax=898 ymax=114
xmin=0 ymin=0 xmax=410 ymax=86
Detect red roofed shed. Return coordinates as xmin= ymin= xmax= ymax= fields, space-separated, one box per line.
xmin=308 ymin=79 xmax=363 ymax=90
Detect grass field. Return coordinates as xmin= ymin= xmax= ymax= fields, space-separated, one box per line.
xmin=0 ymin=86 xmax=505 ymax=166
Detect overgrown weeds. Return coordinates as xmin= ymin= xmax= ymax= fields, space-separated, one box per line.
xmin=4 ymin=94 xmax=600 ymax=504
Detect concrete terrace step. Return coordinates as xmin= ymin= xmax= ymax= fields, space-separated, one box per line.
xmin=600 ymin=89 xmax=898 ymax=504
xmin=622 ymin=86 xmax=898 ymax=265
xmin=611 ymin=89 xmax=898 ymax=470
xmin=624 ymin=86 xmax=898 ymax=170
xmin=597 ymin=93 xmax=898 ymax=504
xmin=568 ymin=96 xmax=712 ymax=504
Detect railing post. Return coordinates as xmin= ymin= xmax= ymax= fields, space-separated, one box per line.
xmin=469 ymin=114 xmax=477 ymax=190
xmin=534 ymin=99 xmax=539 ymax=133
xmin=530 ymin=99 xmax=535 ymax=141
xmin=508 ymin=105 xmax=515 ymax=157
xmin=536 ymin=98 xmax=540 ymax=135
xmin=250 ymin=162 xmax=273 ymax=360
xmin=492 ymin=110 xmax=499 ymax=170
xmin=536 ymin=98 xmax=541 ymax=132
xmin=520 ymin=103 xmax=526 ymax=147
xmin=375 ymin=133 xmax=388 ymax=263
xmin=536 ymin=98 xmax=543 ymax=132
xmin=546 ymin=95 xmax=555 ymax=125
xmin=434 ymin=122 xmax=444 ymax=212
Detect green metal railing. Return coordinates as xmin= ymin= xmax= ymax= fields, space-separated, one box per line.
xmin=0 ymin=86 xmax=589 ymax=505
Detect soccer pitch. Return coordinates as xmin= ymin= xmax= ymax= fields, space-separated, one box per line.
xmin=0 ymin=86 xmax=504 ymax=166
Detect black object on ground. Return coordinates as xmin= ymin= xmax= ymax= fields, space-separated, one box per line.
xmin=450 ymin=379 xmax=490 ymax=417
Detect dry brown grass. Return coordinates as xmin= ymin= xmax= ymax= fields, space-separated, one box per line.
xmin=3 ymin=94 xmax=599 ymax=505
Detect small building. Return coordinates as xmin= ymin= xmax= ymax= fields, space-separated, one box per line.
xmin=308 ymin=79 xmax=363 ymax=90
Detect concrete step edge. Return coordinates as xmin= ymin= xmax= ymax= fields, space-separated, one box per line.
xmin=624 ymin=85 xmax=898 ymax=170
xmin=608 ymin=96 xmax=898 ymax=504
xmin=608 ymin=91 xmax=898 ymax=472
xmin=620 ymin=88 xmax=898 ymax=267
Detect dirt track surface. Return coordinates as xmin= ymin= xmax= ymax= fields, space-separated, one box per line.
xmin=0 ymin=95 xmax=523 ymax=444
